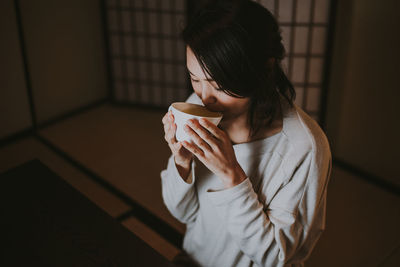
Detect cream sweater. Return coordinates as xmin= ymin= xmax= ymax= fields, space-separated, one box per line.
xmin=161 ymin=94 xmax=331 ymax=267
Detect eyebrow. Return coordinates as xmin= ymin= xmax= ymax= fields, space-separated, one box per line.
xmin=186 ymin=68 xmax=215 ymax=82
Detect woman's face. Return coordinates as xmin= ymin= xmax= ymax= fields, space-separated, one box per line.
xmin=186 ymin=46 xmax=249 ymax=120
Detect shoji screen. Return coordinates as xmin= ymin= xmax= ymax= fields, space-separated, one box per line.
xmin=257 ymin=0 xmax=332 ymax=122
xmin=105 ymin=0 xmax=333 ymax=123
xmin=105 ymin=0 xmax=188 ymax=107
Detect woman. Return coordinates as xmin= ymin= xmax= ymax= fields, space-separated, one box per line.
xmin=161 ymin=0 xmax=331 ymax=266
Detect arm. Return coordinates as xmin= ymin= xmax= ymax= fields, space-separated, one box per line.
xmin=161 ymin=155 xmax=200 ymax=224
xmin=160 ymin=93 xmax=202 ymax=224
xmin=207 ymin=151 xmax=331 ymax=266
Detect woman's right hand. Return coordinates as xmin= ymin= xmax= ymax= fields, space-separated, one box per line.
xmin=162 ymin=111 xmax=193 ymax=177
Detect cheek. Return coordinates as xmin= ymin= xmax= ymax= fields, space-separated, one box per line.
xmin=191 ymin=81 xmax=200 ymax=92
xmin=220 ymin=96 xmax=249 ymax=112
xmin=192 ymin=83 xmax=203 ymax=99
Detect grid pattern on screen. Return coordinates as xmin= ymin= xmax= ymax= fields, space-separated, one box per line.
xmin=105 ymin=0 xmax=332 ymax=122
xmin=105 ymin=0 xmax=188 ymax=107
xmin=256 ymin=0 xmax=332 ymax=121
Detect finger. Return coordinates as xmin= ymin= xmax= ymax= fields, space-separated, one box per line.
xmin=185 ymin=124 xmax=212 ymax=153
xmin=171 ymin=142 xmax=193 ymax=160
xmin=169 ymin=111 xmax=175 ymax=123
xmin=182 ymin=141 xmax=204 ymax=159
xmin=163 ymin=118 xmax=170 ymax=132
xmin=199 ymin=118 xmax=226 ymax=140
xmin=166 ymin=123 xmax=177 ymax=144
xmin=163 ymin=111 xmax=172 ymax=124
xmin=187 ymin=119 xmax=218 ymax=149
xmin=163 ymin=112 xmax=175 ymax=131
xmin=170 ymin=141 xmax=181 ymax=154
xmin=162 ymin=113 xmax=168 ymax=124
xmin=163 ymin=117 xmax=176 ymax=142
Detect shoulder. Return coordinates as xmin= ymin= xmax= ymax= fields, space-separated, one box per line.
xmin=283 ymin=104 xmax=330 ymax=153
xmin=280 ymin=104 xmax=331 ymax=175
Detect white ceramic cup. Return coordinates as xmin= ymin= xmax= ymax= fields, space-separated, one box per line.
xmin=168 ymin=102 xmax=223 ymax=142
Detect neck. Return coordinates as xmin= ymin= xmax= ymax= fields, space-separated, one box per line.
xmin=219 ymin=105 xmax=283 ymax=145
xmin=219 ymin=113 xmax=250 ymax=144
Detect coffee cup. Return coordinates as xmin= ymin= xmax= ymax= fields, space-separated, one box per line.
xmin=168 ymin=102 xmax=223 ymax=142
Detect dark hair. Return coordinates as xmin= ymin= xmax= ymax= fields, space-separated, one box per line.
xmin=182 ymin=0 xmax=295 ymax=138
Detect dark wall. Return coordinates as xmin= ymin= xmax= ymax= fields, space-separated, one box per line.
xmin=326 ymin=0 xmax=400 ymax=186
xmin=0 ymin=0 xmax=32 ymax=138
xmin=0 ymin=0 xmax=108 ymax=139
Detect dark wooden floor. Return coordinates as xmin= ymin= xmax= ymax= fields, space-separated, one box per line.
xmin=0 ymin=104 xmax=399 ymax=266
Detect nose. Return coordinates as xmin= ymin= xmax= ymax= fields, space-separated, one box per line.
xmin=201 ymin=82 xmax=217 ymax=105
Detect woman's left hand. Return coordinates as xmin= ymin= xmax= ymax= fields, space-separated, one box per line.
xmin=182 ymin=118 xmax=247 ymax=188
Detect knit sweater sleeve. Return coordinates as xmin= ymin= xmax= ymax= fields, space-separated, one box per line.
xmin=160 ymin=156 xmax=199 ymax=224
xmin=160 ymin=92 xmax=202 ymax=224
xmin=207 ymin=149 xmax=331 ymax=266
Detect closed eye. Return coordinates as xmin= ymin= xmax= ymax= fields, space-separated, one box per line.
xmin=191 ymin=78 xmax=222 ymax=91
